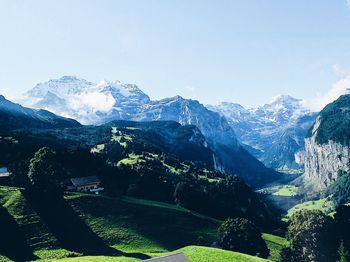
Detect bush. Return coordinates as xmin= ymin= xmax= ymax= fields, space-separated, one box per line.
xmin=218 ymin=218 xmax=269 ymax=258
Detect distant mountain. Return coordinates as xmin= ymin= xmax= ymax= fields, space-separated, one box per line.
xmin=21 ymin=76 xmax=279 ymax=187
xmin=208 ymin=95 xmax=317 ymax=171
xmin=22 ymin=76 xmax=150 ymax=124
xmin=0 ymin=95 xmax=80 ymax=131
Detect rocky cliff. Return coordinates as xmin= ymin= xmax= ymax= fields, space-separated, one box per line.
xmin=304 ymin=95 xmax=350 ymax=189
xmin=304 ymin=117 xmax=350 ymax=189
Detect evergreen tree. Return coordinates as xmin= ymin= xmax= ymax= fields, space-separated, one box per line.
xmin=338 ymin=241 xmax=350 ymax=262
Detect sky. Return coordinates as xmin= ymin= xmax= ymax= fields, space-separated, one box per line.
xmin=1 ymin=0 xmax=350 ymax=109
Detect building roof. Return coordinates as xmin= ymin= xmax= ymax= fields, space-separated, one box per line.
xmin=142 ymin=253 xmax=189 ymax=262
xmin=70 ymin=176 xmax=101 ymax=187
xmin=0 ymin=167 xmax=9 ymax=177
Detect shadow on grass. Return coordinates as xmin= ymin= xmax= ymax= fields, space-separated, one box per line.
xmin=23 ymin=190 xmax=150 ymax=260
xmin=0 ymin=205 xmax=38 ymax=261
xmin=69 ymin=195 xmax=218 ymax=251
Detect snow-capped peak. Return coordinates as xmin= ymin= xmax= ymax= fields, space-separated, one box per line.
xmin=22 ymin=76 xmax=151 ymax=124
xmin=25 ymin=76 xmax=94 ymax=98
xmin=270 ymin=94 xmax=301 ymax=104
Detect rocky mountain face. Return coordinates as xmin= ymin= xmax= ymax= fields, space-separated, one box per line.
xmin=208 ymin=95 xmax=317 ymax=171
xmin=129 ymin=96 xmax=276 ymax=186
xmin=304 ymin=95 xmax=350 ymax=189
xmin=0 ymin=95 xmax=80 ymax=130
xmin=20 ymin=76 xmax=279 ymax=187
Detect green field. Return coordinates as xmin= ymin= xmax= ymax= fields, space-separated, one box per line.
xmin=117 ymin=153 xmax=143 ymax=166
xmin=272 ymin=185 xmax=298 ymax=197
xmin=284 ymin=198 xmax=335 ymax=221
xmin=0 ymin=187 xmax=285 ymax=261
xmin=262 ymin=233 xmax=289 ymax=261
xmin=46 ymin=246 xmax=266 ymax=262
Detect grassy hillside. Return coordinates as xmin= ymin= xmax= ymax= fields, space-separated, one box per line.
xmin=49 ymin=246 xmax=267 ymax=262
xmin=65 ymin=193 xmax=218 ymax=254
xmin=262 ymin=233 xmax=289 ymax=261
xmin=284 ymin=198 xmax=335 ymax=221
xmin=0 ymin=187 xmax=284 ymax=261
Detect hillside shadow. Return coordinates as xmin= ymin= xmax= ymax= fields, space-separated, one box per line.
xmin=23 ymin=190 xmax=150 ymax=260
xmin=73 ymin=195 xmax=217 ymax=251
xmin=0 ymin=205 xmax=37 ymax=261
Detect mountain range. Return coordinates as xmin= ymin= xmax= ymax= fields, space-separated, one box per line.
xmin=209 ymin=96 xmax=318 ymax=171
xmin=19 ymin=76 xmax=317 ymax=173
xmin=0 ymin=94 xmax=274 ymax=228
xmin=18 ymin=76 xmax=284 ymax=187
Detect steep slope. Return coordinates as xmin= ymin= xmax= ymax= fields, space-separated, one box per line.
xmin=260 ymin=113 xmax=317 ymax=170
xmin=0 ymin=119 xmax=214 ymax=172
xmin=1 ymin=118 xmax=276 ymax=227
xmin=209 ymin=95 xmax=316 ymax=170
xmin=133 ymin=96 xmax=239 ymax=148
xmin=0 ymin=95 xmax=80 ymax=131
xmin=129 ymin=96 xmax=275 ymax=186
xmin=102 ymin=120 xmax=216 ymax=168
xmin=21 ymin=76 xmax=279 ymax=187
xmin=0 ymin=187 xmax=277 ymax=262
xmin=304 ymin=95 xmax=350 ymax=189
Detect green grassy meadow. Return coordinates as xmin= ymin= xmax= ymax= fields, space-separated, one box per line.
xmin=0 ymin=187 xmax=286 ymax=261
xmin=272 ymin=185 xmax=298 ymax=197
xmin=284 ymin=197 xmax=335 ymax=221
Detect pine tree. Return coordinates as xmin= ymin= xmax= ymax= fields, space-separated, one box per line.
xmin=338 ymin=241 xmax=350 ymax=262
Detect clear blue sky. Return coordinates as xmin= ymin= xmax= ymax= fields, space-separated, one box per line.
xmin=1 ymin=0 xmax=350 ymax=108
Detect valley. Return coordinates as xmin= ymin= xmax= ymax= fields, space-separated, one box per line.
xmin=1 ymin=78 xmax=350 ymax=262
xmin=3 ymin=2 xmax=350 ymax=261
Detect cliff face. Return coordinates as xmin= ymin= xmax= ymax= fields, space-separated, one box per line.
xmin=304 ymin=116 xmax=350 ymax=189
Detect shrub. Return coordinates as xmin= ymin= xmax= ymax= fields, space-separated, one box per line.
xmin=218 ymin=218 xmax=269 ymax=258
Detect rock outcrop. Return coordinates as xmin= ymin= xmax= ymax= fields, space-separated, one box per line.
xmin=304 ymin=95 xmax=350 ymax=189
xmin=304 ymin=116 xmax=350 ymax=189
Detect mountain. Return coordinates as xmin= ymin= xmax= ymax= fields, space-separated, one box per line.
xmin=22 ymin=76 xmax=150 ymax=124
xmin=21 ymin=76 xmax=279 ymax=187
xmin=208 ymin=95 xmax=316 ymax=171
xmin=260 ymin=113 xmax=317 ymax=170
xmin=0 ymin=95 xmax=80 ymax=131
xmin=98 ymin=120 xmax=216 ymax=168
xmin=130 ymin=96 xmax=277 ymax=187
xmin=0 ymin=118 xmax=277 ymax=226
xmin=304 ymin=94 xmax=350 ymax=189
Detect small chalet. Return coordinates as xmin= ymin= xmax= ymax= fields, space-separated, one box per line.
xmin=0 ymin=167 xmax=10 ymax=178
xmin=69 ymin=176 xmax=104 ymax=194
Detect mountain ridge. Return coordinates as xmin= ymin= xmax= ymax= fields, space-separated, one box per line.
xmin=0 ymin=95 xmax=80 ymax=130
xmin=19 ymin=76 xmax=280 ymax=187
xmin=208 ymin=95 xmax=316 ymax=171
